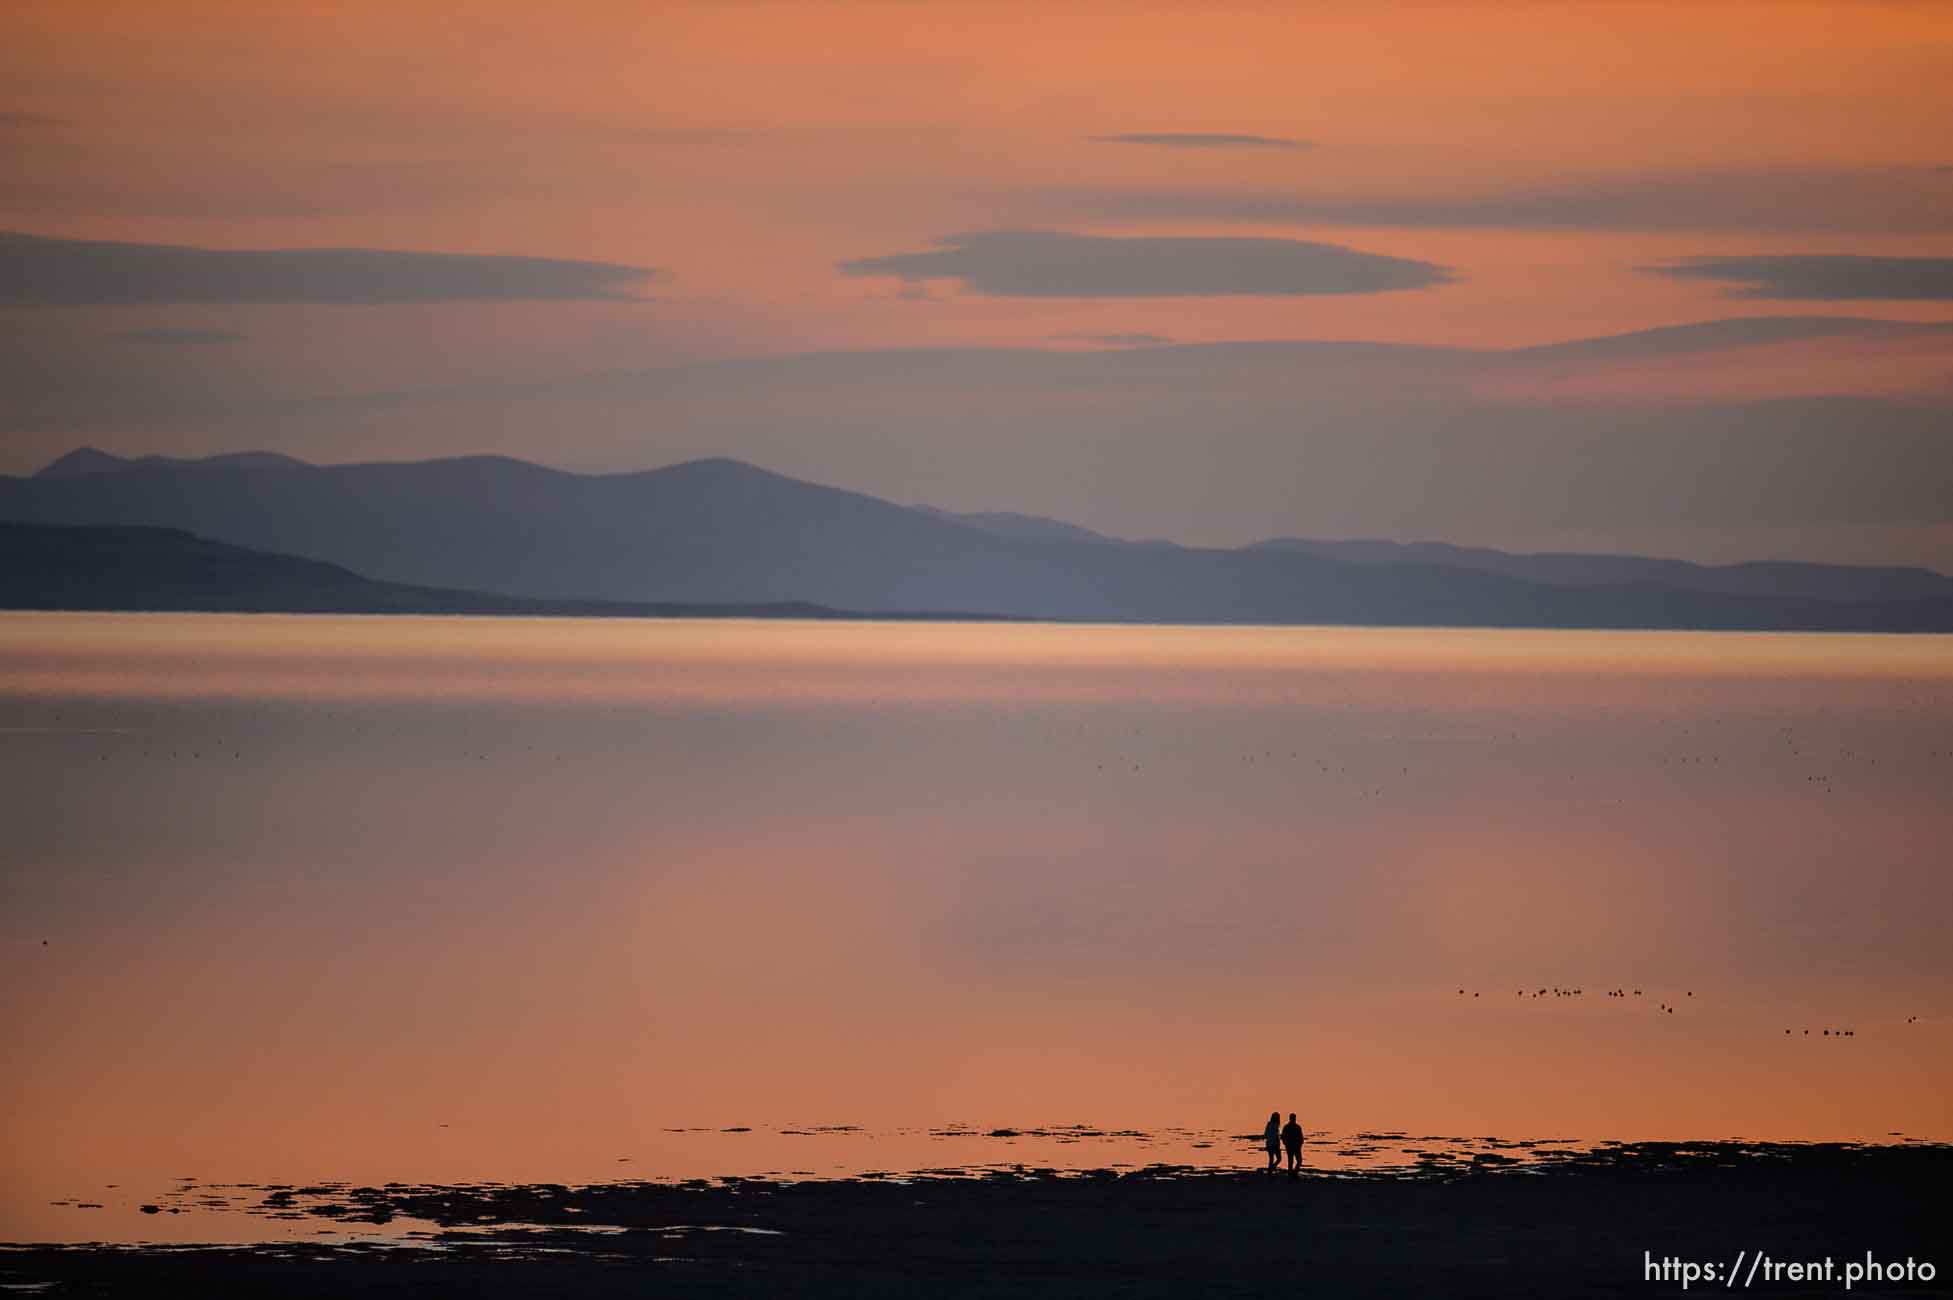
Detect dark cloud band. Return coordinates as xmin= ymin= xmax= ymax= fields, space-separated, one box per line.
xmin=1641 ymin=255 xmax=1953 ymax=301
xmin=0 ymin=232 xmax=659 ymax=305
xmin=112 ymin=329 xmax=246 ymax=346
xmin=839 ymin=231 xmax=1450 ymax=298
xmin=1044 ymin=168 xmax=1953 ymax=234
xmin=1088 ymin=133 xmax=1308 ymax=150
xmin=1050 ymin=332 xmax=1174 ymax=346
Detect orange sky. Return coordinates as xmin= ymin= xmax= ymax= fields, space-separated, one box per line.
xmin=9 ymin=0 xmax=1951 ymax=339
xmin=3 ymin=0 xmax=1951 ymax=560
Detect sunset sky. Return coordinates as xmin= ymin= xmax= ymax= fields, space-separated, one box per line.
xmin=4 ymin=0 xmax=1951 ymax=564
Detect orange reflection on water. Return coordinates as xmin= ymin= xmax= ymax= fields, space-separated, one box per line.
xmin=3 ymin=614 xmax=1947 ymax=707
xmin=2 ymin=614 xmax=1949 ymax=1244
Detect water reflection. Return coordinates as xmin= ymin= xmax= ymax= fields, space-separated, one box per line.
xmin=3 ymin=614 xmax=1949 ymax=1242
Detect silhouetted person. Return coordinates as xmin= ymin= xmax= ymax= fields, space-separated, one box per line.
xmin=1282 ymin=1113 xmax=1304 ymax=1177
xmin=1263 ymin=1111 xmax=1282 ymax=1173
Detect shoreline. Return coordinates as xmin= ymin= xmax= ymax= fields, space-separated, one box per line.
xmin=6 ymin=1142 xmax=1946 ymax=1297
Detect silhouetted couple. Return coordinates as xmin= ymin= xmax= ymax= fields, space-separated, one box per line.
xmin=1263 ymin=1111 xmax=1304 ymax=1177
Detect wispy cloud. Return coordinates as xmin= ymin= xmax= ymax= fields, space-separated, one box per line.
xmin=1050 ymin=332 xmax=1174 ymax=346
xmin=0 ymin=232 xmax=660 ymax=306
xmin=112 ymin=328 xmax=246 ymax=346
xmin=1641 ymin=255 xmax=1953 ymax=301
xmin=1088 ymin=133 xmax=1308 ymax=150
xmin=838 ymin=231 xmax=1450 ymax=298
xmin=1508 ymin=316 xmax=1953 ymax=361
xmin=1043 ymin=168 xmax=1953 ymax=234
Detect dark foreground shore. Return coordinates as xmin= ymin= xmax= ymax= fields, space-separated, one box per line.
xmin=5 ymin=1142 xmax=1946 ymax=1298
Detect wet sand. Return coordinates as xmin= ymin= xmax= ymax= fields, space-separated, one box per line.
xmin=6 ymin=1142 xmax=1945 ymax=1297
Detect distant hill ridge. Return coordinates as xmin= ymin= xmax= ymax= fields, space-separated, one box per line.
xmin=4 ymin=447 xmax=1950 ymax=630
xmin=0 ymin=521 xmax=957 ymax=620
xmin=908 ymin=503 xmax=1115 ymax=545
xmin=36 ymin=447 xmax=313 ymax=478
xmin=1249 ymin=537 xmax=1953 ymax=605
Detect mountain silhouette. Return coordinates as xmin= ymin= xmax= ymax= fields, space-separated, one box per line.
xmin=35 ymin=447 xmax=312 ymax=478
xmin=4 ymin=449 xmax=1951 ymax=630
xmin=0 ymin=522 xmax=930 ymax=619
xmin=909 ymin=504 xmax=1117 ymax=545
xmin=1249 ymin=537 xmax=1953 ymax=605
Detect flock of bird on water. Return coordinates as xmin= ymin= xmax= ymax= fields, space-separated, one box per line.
xmin=1449 ymin=986 xmax=1914 ymax=1040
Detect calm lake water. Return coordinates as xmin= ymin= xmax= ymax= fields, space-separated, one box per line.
xmin=3 ymin=614 xmax=1949 ymax=1242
